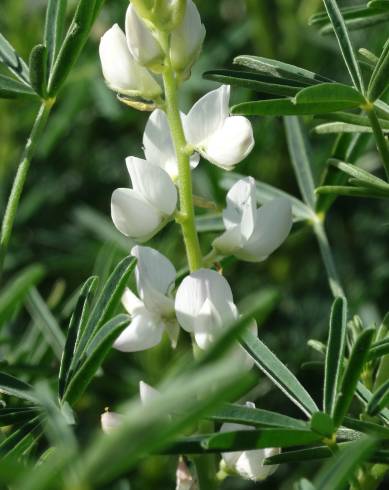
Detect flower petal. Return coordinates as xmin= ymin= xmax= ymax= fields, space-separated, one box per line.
xmin=199 ymin=116 xmax=254 ymax=170
xmin=113 ymin=313 xmax=163 ymax=352
xmin=185 ymin=85 xmax=230 ymax=146
xmin=122 ymin=287 xmax=145 ymax=316
xmin=101 ymin=411 xmax=123 ymax=434
xmin=111 ymin=188 xmax=161 ymax=239
xmin=212 ymin=226 xmax=243 ymax=256
xmin=223 ymin=177 xmax=256 ymax=237
xmin=139 ymin=380 xmax=160 ymax=405
xmin=236 ymin=448 xmax=280 ymax=481
xmin=126 ymin=156 xmax=177 ymax=216
xmin=193 ymin=298 xmax=224 ymax=350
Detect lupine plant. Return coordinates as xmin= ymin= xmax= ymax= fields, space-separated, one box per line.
xmin=0 ymin=0 xmax=388 ymax=489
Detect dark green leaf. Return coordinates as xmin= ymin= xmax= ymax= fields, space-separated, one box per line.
xmin=233 ymin=55 xmax=332 ymax=85
xmin=0 ymin=372 xmax=38 ymax=403
xmin=320 ymin=1 xmax=364 ymax=91
xmin=329 ymin=159 xmax=389 ymax=192
xmin=317 ymin=111 xmax=389 ymax=130
xmin=0 ymin=407 xmax=39 ymax=427
xmin=356 ymin=383 xmax=389 ymax=424
xmin=368 ymin=338 xmax=389 ymax=360
xmin=203 ymin=69 xmax=303 ymax=96
xmin=324 ymin=297 xmax=347 ymax=415
xmin=240 ymin=329 xmax=318 ymax=416
xmin=310 ymin=5 xmax=380 ymax=26
xmin=294 ymin=83 xmax=365 ymax=110
xmin=368 ymin=0 xmax=389 ymax=9
xmin=313 ymin=437 xmax=377 ymax=490
xmin=209 ymin=403 xmax=307 ymax=430
xmin=63 ymin=314 xmax=130 ymax=405
xmin=368 ymin=38 xmax=389 ymax=101
xmin=266 ymin=445 xmax=334 ymax=464
xmin=0 ymin=75 xmax=36 ymax=99
xmin=29 ymin=45 xmax=48 ymax=98
xmin=367 ymin=379 xmax=389 ymax=416
xmin=333 ymin=328 xmax=375 ymax=427
xmin=343 ymin=416 xmax=389 ymax=438
xmin=58 ymin=276 xmax=98 ymax=399
xmin=44 ymin=0 xmax=68 ymax=71
xmin=310 ymin=412 xmax=335 ymax=438
xmin=0 ymin=33 xmax=30 ymax=84
xmin=0 ymin=416 xmax=41 ymax=457
xmin=316 ymin=185 xmax=389 ymax=199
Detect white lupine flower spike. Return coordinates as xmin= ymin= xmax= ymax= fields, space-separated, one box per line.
xmin=213 ymin=177 xmax=293 ymax=262
xmin=99 ymin=24 xmax=162 ymax=99
xmin=221 ymin=402 xmax=281 ymax=481
xmin=185 ymin=85 xmax=254 ymax=170
xmin=111 ymin=157 xmax=177 ymax=241
xmin=114 ymin=246 xmax=179 ymax=352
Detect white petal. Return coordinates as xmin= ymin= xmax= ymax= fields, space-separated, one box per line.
xmin=175 ymin=269 xmax=235 ymax=333
xmin=111 ymin=188 xmax=161 ymax=239
xmin=113 ymin=313 xmax=163 ymax=352
xmin=139 ymin=381 xmax=160 ymax=405
xmin=185 ymin=85 xmax=230 ymax=146
xmin=221 ymin=422 xmax=254 ymax=469
xmin=199 ymin=116 xmax=254 ymax=170
xmin=235 ymin=447 xmax=280 ymax=481
xmin=170 ymin=0 xmax=206 ymax=74
xmin=125 ymin=5 xmax=164 ymax=67
xmin=212 ymin=226 xmax=243 ymax=256
xmin=121 ymin=287 xmax=145 ymax=316
xmin=131 ymin=245 xmax=176 ymax=316
xmin=223 ymin=177 xmax=256 ymax=237
xmin=240 ymin=198 xmax=293 ymax=262
xmin=101 ymin=411 xmax=123 ymax=434
xmin=126 ymin=156 xmax=177 ymax=216
xmin=193 ymin=298 xmax=224 ymax=350
xmin=99 ymin=24 xmax=161 ymax=98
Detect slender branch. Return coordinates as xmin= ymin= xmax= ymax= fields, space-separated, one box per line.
xmin=365 ymin=106 xmax=389 ymax=180
xmin=0 ymin=99 xmax=54 ymax=276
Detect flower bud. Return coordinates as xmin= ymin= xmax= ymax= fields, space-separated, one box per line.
xmin=99 ymin=24 xmax=162 ymax=99
xmin=125 ymin=5 xmax=164 ymax=70
xmin=101 ymin=410 xmax=123 ymax=434
xmin=132 ymin=0 xmax=186 ymax=31
xmin=170 ymin=0 xmax=206 ymax=77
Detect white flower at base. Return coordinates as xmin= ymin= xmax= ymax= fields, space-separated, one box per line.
xmin=143 ymin=109 xmax=200 ymax=181
xmin=125 ymin=5 xmax=164 ymax=69
xmin=170 ymin=0 xmax=206 ymax=77
xmin=111 ymin=157 xmax=177 ymax=241
xmin=101 ymin=410 xmax=123 ymax=434
xmin=99 ymin=24 xmax=162 ymax=99
xmin=175 ymin=269 xmax=256 ymax=369
xmin=185 ymin=85 xmax=254 ymax=170
xmin=114 ymin=246 xmax=179 ymax=352
xmin=213 ymin=177 xmax=293 ymax=262
xmin=221 ymin=403 xmax=280 ymax=481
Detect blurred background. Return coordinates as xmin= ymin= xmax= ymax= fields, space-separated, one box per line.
xmin=0 ymin=0 xmax=388 ymax=488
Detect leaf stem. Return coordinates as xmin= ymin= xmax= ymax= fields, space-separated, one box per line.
xmin=365 ymin=106 xmax=389 ymax=180
xmin=0 ymin=99 xmax=54 ymax=277
xmin=162 ymin=65 xmax=203 ymax=272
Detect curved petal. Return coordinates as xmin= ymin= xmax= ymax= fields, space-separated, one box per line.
xmin=113 ymin=313 xmax=163 ymax=352
xmin=185 ymin=85 xmax=230 ymax=146
xmin=126 ymin=157 xmax=177 ymax=216
xmin=193 ymin=298 xmax=224 ymax=350
xmin=111 ymin=188 xmax=161 ymax=239
xmin=236 ymin=448 xmax=280 ymax=481
xmin=223 ymin=177 xmax=256 ymax=239
xmin=131 ymin=245 xmax=176 ymax=316
xmin=101 ymin=411 xmax=123 ymax=434
xmin=122 ymin=287 xmax=145 ymax=316
xmin=221 ymin=422 xmax=253 ymax=469
xmin=175 ymin=269 xmax=235 ymax=333
xmin=212 ymin=226 xmax=243 ymax=256
xmin=139 ymin=381 xmax=160 ymax=405
xmin=241 ymin=198 xmax=293 ymax=262
xmin=199 ymin=116 xmax=254 ymax=170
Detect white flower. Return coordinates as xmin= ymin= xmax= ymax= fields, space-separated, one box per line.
xmin=185 ymin=85 xmax=254 ymax=170
xmin=99 ymin=24 xmax=162 ymax=99
xmin=125 ymin=4 xmax=164 ymax=69
xmin=111 ymin=157 xmax=177 ymax=241
xmin=114 ymin=246 xmax=179 ymax=352
xmin=170 ymin=0 xmax=206 ymax=77
xmin=213 ymin=177 xmax=293 ymax=262
xmin=139 ymin=380 xmax=160 ymax=404
xmin=175 ymin=269 xmax=256 ymax=369
xmin=143 ymin=109 xmax=200 ymax=181
xmin=221 ymin=402 xmax=280 ymax=481
xmin=101 ymin=410 xmax=123 ymax=434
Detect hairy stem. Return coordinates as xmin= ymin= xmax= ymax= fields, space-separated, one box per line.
xmin=0 ymin=99 xmax=54 ymax=277
xmin=365 ymin=106 xmax=389 ymax=181
xmin=162 ymin=66 xmax=203 ymax=272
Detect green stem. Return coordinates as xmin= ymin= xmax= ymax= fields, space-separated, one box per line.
xmin=366 ymin=107 xmax=389 ymax=181
xmin=0 ymin=100 xmax=54 ymax=276
xmin=162 ymin=66 xmax=203 ymax=272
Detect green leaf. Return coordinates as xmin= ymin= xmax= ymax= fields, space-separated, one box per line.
xmin=316 ymin=111 xmax=389 ymax=130
xmin=0 ymin=265 xmax=44 ymax=327
xmin=320 ymin=0 xmax=364 ymax=91
xmin=310 ymin=412 xmax=335 ymax=438
xmin=313 ymin=437 xmax=376 ymax=490
xmin=0 ymin=33 xmax=30 ymax=84
xmin=44 ymin=0 xmax=68 ymax=71
xmin=0 ymin=372 xmax=38 ymax=403
xmin=333 ymin=328 xmax=375 ymax=427
xmin=0 ymin=416 xmax=41 ymax=458
xmin=368 ymin=0 xmax=389 ymax=9
xmin=314 ymin=122 xmax=376 ymax=135
xmin=0 ymin=407 xmax=39 ymax=427
xmin=209 ymin=403 xmax=307 ymax=430
xmin=356 ymin=383 xmax=389 ymax=424
xmin=266 ymin=445 xmax=334 ymax=464
xmin=368 ymin=338 xmax=389 ymax=360
xmin=367 ymin=379 xmax=389 ymax=416
xmin=203 ymin=69 xmax=303 ymax=97
xmin=324 ymin=297 xmax=347 ymax=416
xmin=63 ymin=314 xmax=130 ymax=405
xmin=195 ymin=214 xmax=224 ymax=233
xmin=368 ymin=38 xmax=389 ymax=101
xmin=316 ymin=185 xmax=389 ymax=199
xmin=294 ymin=83 xmax=365 ymax=111
xmin=295 ymin=479 xmax=316 ymax=490
xmin=329 ymin=159 xmax=389 ymax=192
xmin=343 ymin=416 xmax=389 ymax=438
xmin=233 ymin=55 xmax=332 ymax=85
xmin=240 ymin=329 xmax=319 ymax=416
xmin=29 ymin=45 xmax=48 ymax=98
xmin=48 ymin=0 xmax=97 ymax=96
xmin=58 ymin=276 xmax=98 ymax=399
xmin=0 ymin=75 xmax=36 ymax=99
xmin=284 ymin=116 xmax=316 ymax=209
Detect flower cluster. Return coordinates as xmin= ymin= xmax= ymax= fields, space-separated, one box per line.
xmin=99 ymin=0 xmax=293 ymax=483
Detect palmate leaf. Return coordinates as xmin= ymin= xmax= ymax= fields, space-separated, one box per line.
xmin=0 ymin=75 xmax=36 ymax=99
xmin=0 ymin=33 xmax=30 ymax=84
